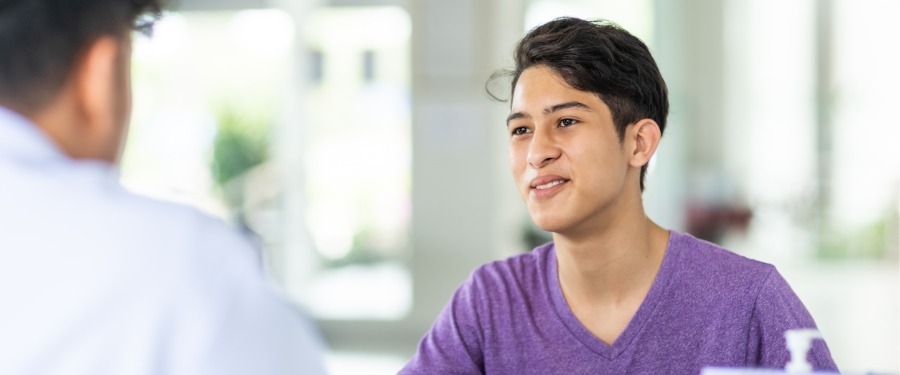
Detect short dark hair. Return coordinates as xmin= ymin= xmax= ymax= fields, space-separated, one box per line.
xmin=0 ymin=0 xmax=163 ymax=112
xmin=490 ymin=17 xmax=669 ymax=191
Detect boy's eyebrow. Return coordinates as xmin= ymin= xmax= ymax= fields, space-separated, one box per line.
xmin=506 ymin=101 xmax=592 ymax=126
xmin=506 ymin=112 xmax=529 ymax=125
xmin=546 ymin=101 xmax=591 ymax=114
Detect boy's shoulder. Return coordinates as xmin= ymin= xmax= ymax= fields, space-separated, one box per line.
xmin=666 ymin=230 xmax=777 ymax=297
xmin=669 ymin=230 xmax=774 ymax=274
xmin=470 ymin=242 xmax=554 ymax=285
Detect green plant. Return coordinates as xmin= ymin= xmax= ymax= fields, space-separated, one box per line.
xmin=210 ymin=108 xmax=269 ymax=190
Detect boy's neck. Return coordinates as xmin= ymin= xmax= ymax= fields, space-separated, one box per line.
xmin=552 ymin=187 xmax=670 ymax=305
xmin=555 ymin=219 xmax=668 ymax=299
xmin=552 ymin=203 xmax=670 ymax=345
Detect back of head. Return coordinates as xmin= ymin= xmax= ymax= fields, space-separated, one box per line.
xmin=0 ymin=0 xmax=162 ymax=114
xmin=494 ymin=17 xmax=669 ymax=191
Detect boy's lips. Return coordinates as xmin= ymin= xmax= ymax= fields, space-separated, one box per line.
xmin=530 ymin=174 xmax=569 ymax=189
xmin=529 ymin=174 xmax=570 ymax=199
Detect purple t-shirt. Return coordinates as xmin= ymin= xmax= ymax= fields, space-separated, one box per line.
xmin=401 ymin=231 xmax=837 ymax=374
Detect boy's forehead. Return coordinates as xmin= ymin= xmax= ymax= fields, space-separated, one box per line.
xmin=511 ymin=67 xmax=599 ymax=110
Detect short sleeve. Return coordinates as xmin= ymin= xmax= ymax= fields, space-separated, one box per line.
xmin=747 ymin=267 xmax=838 ymax=372
xmin=400 ymin=274 xmax=486 ymax=375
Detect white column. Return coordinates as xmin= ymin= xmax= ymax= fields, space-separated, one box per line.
xmin=269 ymin=0 xmax=326 ymax=297
xmin=408 ymin=0 xmax=525 ymax=328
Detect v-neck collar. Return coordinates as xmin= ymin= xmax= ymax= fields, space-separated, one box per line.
xmin=546 ymin=230 xmax=681 ymax=360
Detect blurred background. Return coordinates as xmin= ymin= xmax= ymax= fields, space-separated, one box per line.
xmin=123 ymin=0 xmax=899 ymax=373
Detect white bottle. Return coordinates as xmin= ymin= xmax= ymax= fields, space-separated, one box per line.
xmin=785 ymin=329 xmax=824 ymax=373
xmin=700 ymin=328 xmax=837 ymax=375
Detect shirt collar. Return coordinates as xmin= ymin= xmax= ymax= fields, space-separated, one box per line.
xmin=0 ymin=105 xmax=67 ymax=162
xmin=0 ymin=105 xmax=120 ymax=181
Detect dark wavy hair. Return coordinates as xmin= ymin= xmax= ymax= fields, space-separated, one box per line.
xmin=489 ymin=17 xmax=669 ymax=191
xmin=0 ymin=0 xmax=163 ymax=112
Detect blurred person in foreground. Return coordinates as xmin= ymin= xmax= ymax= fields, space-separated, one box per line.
xmin=0 ymin=1 xmax=325 ymax=374
xmin=401 ymin=18 xmax=837 ymax=374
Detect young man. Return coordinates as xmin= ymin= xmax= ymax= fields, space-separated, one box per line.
xmin=401 ymin=17 xmax=837 ymax=374
xmin=0 ymin=1 xmax=325 ymax=373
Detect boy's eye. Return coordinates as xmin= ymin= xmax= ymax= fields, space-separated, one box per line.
xmin=559 ymin=118 xmax=577 ymax=127
xmin=512 ymin=127 xmax=529 ymax=136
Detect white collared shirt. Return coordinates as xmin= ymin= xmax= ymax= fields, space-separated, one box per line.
xmin=0 ymin=106 xmax=327 ymax=374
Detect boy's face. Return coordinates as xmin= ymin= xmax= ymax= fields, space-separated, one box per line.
xmin=507 ymin=66 xmax=633 ymax=235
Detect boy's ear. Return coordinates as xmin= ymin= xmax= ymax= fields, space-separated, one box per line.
xmin=70 ymin=35 xmax=130 ymax=162
xmin=74 ymin=36 xmax=120 ymax=136
xmin=627 ymin=119 xmax=662 ymax=168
